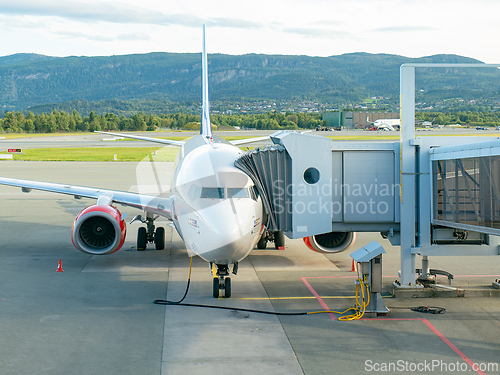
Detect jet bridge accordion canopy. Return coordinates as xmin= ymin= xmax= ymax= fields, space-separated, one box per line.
xmin=235 ymin=144 xmax=292 ymax=232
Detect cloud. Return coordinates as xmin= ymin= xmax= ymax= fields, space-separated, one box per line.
xmin=283 ymin=27 xmax=350 ymax=38
xmin=311 ymin=20 xmax=344 ymax=27
xmin=58 ymin=30 xmax=152 ymax=42
xmin=207 ymin=17 xmax=262 ymax=29
xmin=373 ymin=26 xmax=437 ymax=32
xmin=116 ymin=33 xmax=152 ymax=42
xmin=0 ymin=1 xmax=261 ymax=29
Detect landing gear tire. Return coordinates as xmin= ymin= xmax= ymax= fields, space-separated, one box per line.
xmin=224 ymin=277 xmax=231 ymax=298
xmin=257 ymin=234 xmax=267 ymax=249
xmin=154 ymin=227 xmax=165 ymax=250
xmin=137 ymin=227 xmax=147 ymax=251
xmin=274 ymin=231 xmax=285 ymax=249
xmin=213 ymin=277 xmax=220 ymax=298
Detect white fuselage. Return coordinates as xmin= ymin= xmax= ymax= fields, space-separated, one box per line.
xmin=170 ymin=135 xmax=264 ymax=265
xmin=372 ymin=119 xmax=400 ymax=131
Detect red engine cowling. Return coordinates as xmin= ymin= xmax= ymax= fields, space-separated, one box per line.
xmin=303 ymin=232 xmax=357 ymax=254
xmin=71 ymin=205 xmax=126 ymax=255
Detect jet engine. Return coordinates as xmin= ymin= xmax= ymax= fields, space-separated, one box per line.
xmin=72 ymin=204 xmax=126 ymax=255
xmin=303 ymin=231 xmax=357 ymax=254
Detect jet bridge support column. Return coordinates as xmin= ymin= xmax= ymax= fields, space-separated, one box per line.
xmin=399 ymin=63 xmax=500 ymax=287
xmin=400 ymin=65 xmax=418 ymax=286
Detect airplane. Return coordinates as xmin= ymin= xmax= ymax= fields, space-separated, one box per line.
xmin=0 ymin=26 xmax=273 ymax=298
xmin=368 ymin=119 xmax=400 ymax=131
xmin=0 ymin=26 xmax=357 ymax=298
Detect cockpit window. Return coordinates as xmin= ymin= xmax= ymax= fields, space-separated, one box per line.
xmin=227 ymin=187 xmax=250 ymax=199
xmin=200 ymin=187 xmax=224 ymax=199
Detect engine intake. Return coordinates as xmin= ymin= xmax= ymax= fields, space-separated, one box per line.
xmin=72 ymin=205 xmax=126 ymax=255
xmin=303 ymin=231 xmax=356 ymax=254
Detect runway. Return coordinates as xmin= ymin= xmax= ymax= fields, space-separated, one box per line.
xmin=0 ymin=160 xmax=499 ymax=375
xmin=1 ymin=127 xmax=499 ymax=153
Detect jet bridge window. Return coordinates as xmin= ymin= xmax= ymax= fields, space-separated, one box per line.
xmin=433 ymin=155 xmax=500 ymax=233
xmin=200 ymin=187 xmax=224 ymax=199
xmin=227 ymin=187 xmax=250 ymax=199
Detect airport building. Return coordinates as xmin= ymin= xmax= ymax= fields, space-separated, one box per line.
xmin=322 ymin=111 xmax=399 ymax=129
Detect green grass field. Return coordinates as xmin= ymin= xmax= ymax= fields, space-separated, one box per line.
xmin=0 ymin=132 xmax=97 ymax=140
xmin=0 ymin=147 xmax=179 ymax=162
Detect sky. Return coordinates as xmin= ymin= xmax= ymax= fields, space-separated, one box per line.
xmin=0 ymin=0 xmax=499 ymax=63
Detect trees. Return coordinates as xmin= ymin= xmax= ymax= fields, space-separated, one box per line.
xmin=5 ymin=109 xmax=497 ymax=134
xmin=415 ymin=111 xmax=500 ymax=127
xmin=0 ymin=109 xmax=335 ymax=133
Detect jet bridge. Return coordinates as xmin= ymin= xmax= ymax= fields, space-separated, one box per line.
xmin=237 ymin=63 xmax=500 ymax=287
xmin=235 ymin=131 xmax=401 ymax=241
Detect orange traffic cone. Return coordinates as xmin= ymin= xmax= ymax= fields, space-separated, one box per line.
xmin=351 ymin=259 xmax=357 ymax=272
xmin=56 ymin=259 xmax=64 ymax=272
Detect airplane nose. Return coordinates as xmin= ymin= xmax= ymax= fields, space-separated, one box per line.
xmin=189 ymin=200 xmax=261 ymax=263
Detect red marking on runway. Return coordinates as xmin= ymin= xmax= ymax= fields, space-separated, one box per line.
xmin=300 ymin=277 xmax=336 ymax=320
xmin=304 ymin=274 xmax=499 ymax=279
xmin=301 ymin=276 xmax=488 ymax=375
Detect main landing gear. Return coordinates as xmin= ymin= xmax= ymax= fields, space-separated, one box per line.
xmin=257 ymin=230 xmax=285 ymax=250
xmin=131 ymin=214 xmax=165 ymax=251
xmin=212 ymin=262 xmax=238 ymax=298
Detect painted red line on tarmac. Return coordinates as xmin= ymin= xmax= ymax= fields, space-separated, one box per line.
xmin=302 ymin=277 xmax=487 ymax=374
xmin=359 ymin=317 xmax=487 ymax=375
xmin=305 ymin=275 xmax=398 ymax=279
xmin=300 ymin=277 xmax=337 ymax=320
xmin=421 ymin=319 xmax=487 ymax=375
xmin=305 ymin=274 xmax=499 ymax=279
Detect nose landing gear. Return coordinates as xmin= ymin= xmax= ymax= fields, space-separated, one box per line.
xmin=211 ymin=263 xmax=237 ymax=298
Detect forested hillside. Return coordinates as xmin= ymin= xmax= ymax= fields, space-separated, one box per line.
xmin=1 ymin=52 xmax=498 ymax=114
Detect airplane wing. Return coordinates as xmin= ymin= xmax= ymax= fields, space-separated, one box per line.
xmin=230 ymin=130 xmax=312 ymax=146
xmin=230 ymin=136 xmax=270 ymax=146
xmin=95 ymin=131 xmax=186 ymax=147
xmin=0 ymin=177 xmax=172 ymax=220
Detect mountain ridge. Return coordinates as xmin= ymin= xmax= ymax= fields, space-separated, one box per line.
xmin=0 ymin=52 xmax=497 ymax=114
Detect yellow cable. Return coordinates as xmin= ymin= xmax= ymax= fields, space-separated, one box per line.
xmin=180 ymin=259 xmax=369 ymax=321
xmin=188 ymin=256 xmax=193 ymax=279
xmin=337 ymin=276 xmax=370 ymax=321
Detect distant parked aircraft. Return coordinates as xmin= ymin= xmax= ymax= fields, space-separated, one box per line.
xmin=369 ymin=119 xmax=400 ymax=131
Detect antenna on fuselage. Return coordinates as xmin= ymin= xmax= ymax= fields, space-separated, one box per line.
xmin=200 ymin=24 xmax=212 ymax=140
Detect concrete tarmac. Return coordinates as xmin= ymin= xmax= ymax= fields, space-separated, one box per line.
xmin=0 ymin=161 xmax=499 ymax=375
